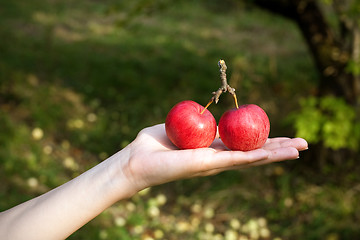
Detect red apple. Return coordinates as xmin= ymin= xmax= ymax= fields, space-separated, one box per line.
xmin=218 ymin=104 xmax=270 ymax=151
xmin=165 ymin=100 xmax=217 ymax=149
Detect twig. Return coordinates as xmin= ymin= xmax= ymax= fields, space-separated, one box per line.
xmin=201 ymin=60 xmax=239 ymax=114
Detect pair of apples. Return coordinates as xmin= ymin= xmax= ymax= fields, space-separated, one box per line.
xmin=165 ymin=100 xmax=270 ymax=151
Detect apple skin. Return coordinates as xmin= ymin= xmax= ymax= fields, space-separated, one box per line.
xmin=218 ymin=104 xmax=270 ymax=151
xmin=165 ymin=100 xmax=217 ymax=149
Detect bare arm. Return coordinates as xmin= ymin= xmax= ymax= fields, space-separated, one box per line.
xmin=0 ymin=123 xmax=308 ymax=240
xmin=0 ymin=147 xmax=135 ymax=240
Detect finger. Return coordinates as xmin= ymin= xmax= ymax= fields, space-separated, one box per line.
xmin=190 ymin=155 xmax=284 ymax=178
xmin=191 ymin=144 xmax=304 ymax=178
xmin=265 ymin=137 xmax=291 ymax=144
xmin=199 ymin=148 xmax=269 ymax=171
xmin=263 ymin=138 xmax=308 ymax=151
xmin=268 ymin=147 xmax=300 ymax=161
xmin=207 ymin=146 xmax=300 ymax=174
xmin=292 ymin=138 xmax=308 ymax=151
xmin=187 ymin=146 xmax=301 ymax=178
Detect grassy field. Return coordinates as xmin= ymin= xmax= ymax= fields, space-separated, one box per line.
xmin=1 ymin=0 xmax=359 ymax=239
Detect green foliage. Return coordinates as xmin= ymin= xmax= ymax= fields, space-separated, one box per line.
xmin=346 ymin=60 xmax=360 ymax=76
xmin=293 ymin=96 xmax=360 ymax=150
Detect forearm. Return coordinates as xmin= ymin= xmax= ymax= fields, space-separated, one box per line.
xmin=0 ymin=146 xmax=136 ymax=240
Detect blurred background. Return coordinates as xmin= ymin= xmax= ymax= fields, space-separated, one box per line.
xmin=1 ymin=0 xmax=359 ymax=239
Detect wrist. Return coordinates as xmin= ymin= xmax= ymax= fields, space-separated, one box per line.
xmin=103 ymin=145 xmax=141 ymax=201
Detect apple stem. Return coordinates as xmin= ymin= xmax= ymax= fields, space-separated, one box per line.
xmin=233 ymin=93 xmax=239 ymax=109
xmin=200 ymin=99 xmax=214 ymax=114
xmin=204 ymin=59 xmax=239 ymax=109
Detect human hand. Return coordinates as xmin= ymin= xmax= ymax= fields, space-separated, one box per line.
xmin=123 ymin=123 xmax=308 ymax=192
xmin=0 ymin=123 xmax=307 ymax=240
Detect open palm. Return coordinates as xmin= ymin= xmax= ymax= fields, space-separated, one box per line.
xmin=124 ymin=124 xmax=308 ymax=191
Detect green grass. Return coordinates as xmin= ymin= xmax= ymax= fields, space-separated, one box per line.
xmin=1 ymin=0 xmax=359 ymax=239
